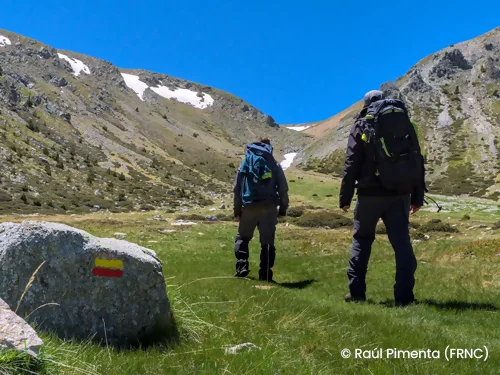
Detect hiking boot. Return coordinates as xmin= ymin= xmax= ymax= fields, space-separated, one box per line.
xmin=259 ymin=275 xmax=276 ymax=283
xmin=234 ymin=269 xmax=250 ymax=278
xmin=345 ymin=293 xmax=366 ymax=303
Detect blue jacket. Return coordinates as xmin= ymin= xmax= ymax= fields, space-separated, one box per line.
xmin=233 ymin=142 xmax=289 ymax=217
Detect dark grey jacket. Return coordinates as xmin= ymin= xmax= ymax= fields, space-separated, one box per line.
xmin=339 ymin=109 xmax=425 ymax=208
xmin=233 ymin=161 xmax=289 ymax=218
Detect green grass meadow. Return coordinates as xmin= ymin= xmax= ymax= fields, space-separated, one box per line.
xmin=1 ymin=173 xmax=499 ymax=374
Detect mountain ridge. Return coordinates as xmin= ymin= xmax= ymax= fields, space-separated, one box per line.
xmin=0 ymin=28 xmax=308 ymax=214
xmin=298 ymin=26 xmax=500 ymax=200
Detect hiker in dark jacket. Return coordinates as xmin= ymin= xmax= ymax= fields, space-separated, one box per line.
xmin=340 ymin=90 xmax=426 ymax=306
xmin=233 ymin=138 xmax=289 ymax=282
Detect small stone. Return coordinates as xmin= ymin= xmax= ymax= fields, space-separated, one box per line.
xmin=158 ymin=229 xmax=176 ymax=234
xmin=0 ymin=298 xmax=44 ymax=356
xmin=114 ymin=232 xmax=126 ymax=239
xmin=225 ymin=343 xmax=261 ymax=355
xmin=206 ymin=216 xmax=218 ymax=221
xmin=219 ymin=204 xmax=226 ymax=210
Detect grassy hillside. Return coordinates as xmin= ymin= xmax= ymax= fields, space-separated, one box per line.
xmin=3 ymin=172 xmax=499 ymax=374
xmin=0 ymin=28 xmax=308 ymax=215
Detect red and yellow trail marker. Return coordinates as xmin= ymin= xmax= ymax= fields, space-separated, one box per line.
xmin=92 ymin=258 xmax=123 ymax=278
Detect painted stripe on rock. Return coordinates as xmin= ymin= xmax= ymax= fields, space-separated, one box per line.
xmin=94 ymin=258 xmax=123 ymax=270
xmin=92 ymin=268 xmax=123 ymax=278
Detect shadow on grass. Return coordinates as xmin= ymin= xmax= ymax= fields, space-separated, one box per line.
xmin=421 ymin=299 xmax=499 ymax=311
xmin=246 ymin=277 xmax=317 ymax=289
xmin=278 ymin=279 xmax=317 ymax=289
xmin=375 ymin=299 xmax=498 ymax=311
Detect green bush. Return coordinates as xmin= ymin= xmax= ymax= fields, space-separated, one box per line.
xmin=294 ymin=211 xmax=352 ymax=229
xmin=492 ymin=222 xmax=500 ymax=230
xmin=418 ymin=219 xmax=458 ymax=233
xmin=287 ymin=206 xmax=305 ymax=218
xmin=175 ymin=214 xmax=206 ymax=221
xmin=461 ymin=214 xmax=471 ymax=221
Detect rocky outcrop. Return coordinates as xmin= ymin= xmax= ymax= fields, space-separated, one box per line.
xmin=0 ymin=298 xmax=43 ymax=356
xmin=0 ymin=221 xmax=173 ymax=347
xmin=431 ymin=49 xmax=473 ymax=78
xmin=380 ymin=81 xmax=404 ymax=100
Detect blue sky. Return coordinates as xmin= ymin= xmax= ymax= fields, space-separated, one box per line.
xmin=1 ymin=0 xmax=499 ymax=124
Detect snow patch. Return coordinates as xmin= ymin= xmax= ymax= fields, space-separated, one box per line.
xmin=286 ymin=125 xmax=310 ymax=132
xmin=121 ymin=73 xmax=149 ymax=101
xmin=120 ymin=73 xmax=214 ymax=109
xmin=57 ymin=53 xmax=91 ymax=76
xmin=281 ymin=153 xmax=297 ymax=171
xmin=151 ymin=84 xmax=214 ymax=109
xmin=0 ymin=35 xmax=11 ymax=47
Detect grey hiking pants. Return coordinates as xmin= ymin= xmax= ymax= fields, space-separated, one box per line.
xmin=235 ymin=202 xmax=277 ymax=280
xmin=347 ymin=195 xmax=417 ymax=302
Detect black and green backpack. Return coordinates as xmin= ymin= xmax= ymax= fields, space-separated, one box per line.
xmin=363 ymin=99 xmax=423 ymax=194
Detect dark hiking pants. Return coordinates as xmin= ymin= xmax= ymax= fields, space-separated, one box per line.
xmin=235 ymin=202 xmax=277 ymax=280
xmin=347 ymin=195 xmax=417 ymax=303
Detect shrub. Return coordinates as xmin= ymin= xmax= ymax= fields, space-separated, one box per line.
xmin=45 ymin=165 xmax=51 ymax=176
xmin=20 ymin=193 xmax=28 ymax=204
xmin=294 ymin=211 xmax=352 ymax=229
xmin=118 ymin=173 xmax=126 ymax=181
xmin=287 ymin=206 xmax=305 ymax=218
xmin=175 ymin=214 xmax=206 ymax=221
xmin=118 ymin=193 xmax=126 ymax=201
xmin=33 ymin=199 xmax=42 ymax=207
xmin=418 ymin=219 xmax=458 ymax=233
xmin=492 ymin=222 xmax=500 ymax=230
xmin=461 ymin=214 xmax=471 ymax=221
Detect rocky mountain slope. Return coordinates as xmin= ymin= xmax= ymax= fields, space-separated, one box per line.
xmin=299 ymin=27 xmax=500 ymax=200
xmin=0 ymin=29 xmax=308 ymax=214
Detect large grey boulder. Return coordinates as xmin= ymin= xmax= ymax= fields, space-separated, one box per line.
xmin=0 ymin=221 xmax=172 ymax=347
xmin=0 ymin=298 xmax=43 ymax=356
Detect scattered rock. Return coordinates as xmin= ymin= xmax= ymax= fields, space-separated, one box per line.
xmin=0 ymin=221 xmax=172 ymax=346
xmin=0 ymin=298 xmax=44 ymax=356
xmin=158 ymin=229 xmax=176 ymax=234
xmin=468 ymin=224 xmax=488 ymax=230
xmin=206 ymin=216 xmax=218 ymax=221
xmin=49 ymin=76 xmax=68 ymax=88
xmin=219 ymin=244 xmax=226 ymax=248
xmin=171 ymin=220 xmax=197 ymax=226
xmin=114 ymin=232 xmax=126 ymax=239
xmin=209 ymin=208 xmax=217 ymax=212
xmin=225 ymin=342 xmax=261 ymax=355
xmin=180 ymin=208 xmax=189 ymax=213
xmin=219 ymin=204 xmax=226 ymax=210
xmin=424 ymin=234 xmax=430 ymax=241
xmin=94 ymin=189 xmax=101 ymax=196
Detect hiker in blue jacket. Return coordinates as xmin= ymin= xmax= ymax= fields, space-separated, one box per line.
xmin=233 ymin=138 xmax=289 ymax=282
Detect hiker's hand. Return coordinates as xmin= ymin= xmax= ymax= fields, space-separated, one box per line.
xmin=342 ymin=206 xmax=350 ymax=213
xmin=410 ymin=205 xmax=421 ymax=215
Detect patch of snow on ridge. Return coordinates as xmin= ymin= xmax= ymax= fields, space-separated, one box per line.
xmin=281 ymin=153 xmax=297 ymax=170
xmin=287 ymin=125 xmax=310 ymax=132
xmin=57 ymin=53 xmax=91 ymax=76
xmin=121 ymin=73 xmax=149 ymax=101
xmin=120 ymin=73 xmax=214 ymax=109
xmin=0 ymin=35 xmax=12 ymax=47
xmin=151 ymin=85 xmax=214 ymax=109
